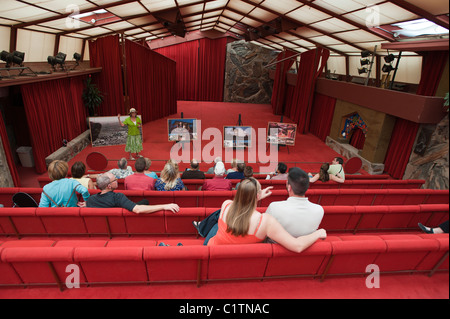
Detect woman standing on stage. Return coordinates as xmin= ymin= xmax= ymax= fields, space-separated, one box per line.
xmin=118 ymin=108 xmax=143 ymax=160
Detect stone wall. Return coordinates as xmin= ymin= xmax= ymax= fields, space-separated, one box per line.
xmin=45 ymin=130 xmax=92 ymax=168
xmin=404 ymin=114 xmax=449 ymax=190
xmin=0 ymin=136 xmax=14 ymax=187
xmin=224 ymin=40 xmax=277 ymax=104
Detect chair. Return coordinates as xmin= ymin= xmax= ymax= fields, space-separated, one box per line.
xmin=12 ymin=192 xmax=38 ymax=207
xmin=344 ymin=157 xmax=363 ymax=174
xmin=86 ymin=151 xmax=108 ymax=171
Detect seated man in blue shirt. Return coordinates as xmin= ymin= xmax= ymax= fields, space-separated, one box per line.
xmin=226 ymin=162 xmax=245 ymax=180
xmin=86 ymin=172 xmax=179 ymax=214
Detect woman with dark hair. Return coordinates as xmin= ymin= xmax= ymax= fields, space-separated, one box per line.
xmin=205 ymin=177 xmax=326 ymax=253
xmin=70 ymin=161 xmax=96 ymax=189
xmin=309 ymin=163 xmax=344 ymax=183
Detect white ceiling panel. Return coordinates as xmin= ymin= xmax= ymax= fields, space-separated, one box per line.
xmin=260 ymin=0 xmax=302 ymax=15
xmin=287 ymin=6 xmax=332 ymax=25
xmin=107 ymin=3 xmax=148 ymax=17
xmin=140 ymin=0 xmax=176 ymax=12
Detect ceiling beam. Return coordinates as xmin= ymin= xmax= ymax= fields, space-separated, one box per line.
xmin=295 ymin=0 xmax=396 ymax=42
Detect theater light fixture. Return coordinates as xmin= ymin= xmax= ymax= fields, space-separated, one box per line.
xmin=384 ymin=53 xmax=396 ymax=63
xmin=360 ymin=58 xmax=371 ymax=66
xmin=0 ymin=50 xmax=25 ymax=68
xmin=47 ymin=52 xmax=67 ymax=71
xmin=382 ymin=64 xmax=395 ymax=73
xmin=361 ymin=50 xmax=372 ymax=58
xmin=358 ymin=67 xmax=368 ymax=75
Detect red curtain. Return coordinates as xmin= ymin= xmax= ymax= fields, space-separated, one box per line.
xmin=0 ymin=114 xmax=20 ymax=186
xmin=271 ymin=50 xmax=297 ymax=115
xmin=416 ymin=51 xmax=449 ymax=96
xmin=89 ymin=35 xmax=125 ymax=116
xmin=21 ymin=77 xmax=88 ymax=174
xmin=308 ymin=93 xmax=336 ymax=142
xmin=154 ymin=41 xmax=199 ymax=101
xmin=287 ymin=48 xmax=330 ymax=134
xmin=197 ymin=38 xmax=228 ymax=101
xmin=125 ymin=40 xmax=177 ymax=123
xmin=350 ymin=127 xmax=366 ymax=150
xmin=383 ymin=118 xmax=419 ymax=179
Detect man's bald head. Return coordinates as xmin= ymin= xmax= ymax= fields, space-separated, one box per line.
xmin=97 ymin=172 xmax=116 ymax=190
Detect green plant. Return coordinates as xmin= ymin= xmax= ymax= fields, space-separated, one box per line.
xmin=444 ymin=92 xmax=449 ymax=112
xmin=82 ymin=76 xmax=104 ymax=116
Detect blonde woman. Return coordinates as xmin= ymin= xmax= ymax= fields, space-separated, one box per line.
xmin=205 ymin=177 xmax=326 ymax=253
xmin=155 ymin=161 xmax=186 ymax=191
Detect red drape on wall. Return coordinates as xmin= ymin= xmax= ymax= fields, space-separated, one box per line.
xmin=271 ymin=50 xmax=297 ymax=115
xmin=350 ymin=127 xmax=366 ymax=150
xmin=89 ymin=35 xmax=125 ymax=116
xmin=155 ymin=38 xmax=227 ymax=102
xmin=285 ymin=48 xmax=330 ymax=134
xmin=308 ymin=93 xmax=336 ymax=142
xmin=197 ymin=38 xmax=228 ymax=102
xmin=416 ymin=51 xmax=449 ymax=96
xmin=154 ymin=41 xmax=199 ymax=101
xmin=21 ymin=77 xmax=88 ymax=174
xmin=383 ymin=118 xmax=419 ymax=179
xmin=125 ymin=40 xmax=177 ymax=123
xmin=0 ymin=114 xmax=20 ymax=186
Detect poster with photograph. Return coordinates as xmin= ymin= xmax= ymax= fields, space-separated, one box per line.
xmin=223 ymin=126 xmax=252 ymax=148
xmin=267 ymin=122 xmax=297 ymax=146
xmin=89 ymin=115 xmax=143 ymax=147
xmin=168 ymin=119 xmax=198 ymax=142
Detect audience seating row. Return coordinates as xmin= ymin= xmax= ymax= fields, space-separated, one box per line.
xmin=0 ymin=233 xmax=447 ymax=290
xmin=0 ymin=205 xmax=447 ymax=238
xmin=36 ymin=176 xmax=423 ymax=191
xmin=1 ymin=188 xmax=448 ymax=208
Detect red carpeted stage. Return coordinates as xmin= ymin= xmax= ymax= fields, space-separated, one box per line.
xmin=67 ymin=101 xmax=359 ymax=175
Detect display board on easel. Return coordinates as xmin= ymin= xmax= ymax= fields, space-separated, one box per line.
xmin=266 ymin=121 xmax=297 ymax=146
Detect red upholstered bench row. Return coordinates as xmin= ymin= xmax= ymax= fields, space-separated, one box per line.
xmin=37 ymin=176 xmax=424 ymax=190
xmin=1 ymin=204 xmax=448 ymax=238
xmin=1 ymin=188 xmax=448 ymax=208
xmin=0 ymin=234 xmax=447 ymax=289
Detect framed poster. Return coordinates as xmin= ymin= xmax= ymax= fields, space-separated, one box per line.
xmin=267 ymin=122 xmax=297 ymax=146
xmin=223 ymin=126 xmax=252 ymax=148
xmin=89 ymin=115 xmax=143 ymax=147
xmin=168 ymin=118 xmax=198 ymax=141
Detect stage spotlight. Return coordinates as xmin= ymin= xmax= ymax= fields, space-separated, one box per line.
xmin=384 ymin=54 xmax=396 ymax=63
xmin=361 ymin=50 xmax=371 ymax=58
xmin=0 ymin=50 xmax=12 ymax=64
xmin=382 ymin=64 xmax=395 ymax=73
xmin=73 ymin=52 xmax=82 ymax=63
xmin=1 ymin=50 xmax=25 ymax=68
xmin=12 ymin=51 xmax=25 ymax=66
xmin=358 ymin=67 xmax=368 ymax=75
xmin=47 ymin=56 xmax=57 ymax=71
xmin=360 ymin=58 xmax=371 ymax=66
xmin=55 ymin=52 xmax=66 ymax=65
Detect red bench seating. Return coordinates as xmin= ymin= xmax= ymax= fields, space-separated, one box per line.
xmin=36 ymin=176 xmax=424 ymax=190
xmin=1 ymin=188 xmax=447 ymax=208
xmin=0 ymin=234 xmax=447 ymax=289
xmin=1 ymin=205 xmax=448 ymax=238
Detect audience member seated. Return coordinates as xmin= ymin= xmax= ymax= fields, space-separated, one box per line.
xmin=226 ymin=158 xmax=238 ymax=174
xmin=235 ymin=166 xmax=253 ymax=190
xmin=86 ymin=172 xmax=179 ymax=214
xmin=181 ymin=159 xmax=206 ymax=179
xmin=204 ymin=177 xmax=326 ymax=253
xmin=144 ymin=158 xmax=158 ymax=179
xmin=201 ymin=162 xmax=232 ymax=191
xmin=108 ymin=158 xmax=134 ymax=179
xmin=206 ymin=157 xmax=222 ymax=174
xmin=266 ymin=162 xmax=288 ymax=180
xmin=70 ymin=161 xmax=96 ymax=189
xmin=39 ymin=160 xmax=90 ymax=208
xmin=266 ymin=167 xmax=324 ymax=238
xmin=309 ymin=163 xmax=344 ymax=183
xmin=155 ymin=161 xmax=186 ymax=191
xmin=418 ymin=220 xmax=449 ymax=234
xmin=226 ymin=161 xmax=245 ymax=179
xmin=124 ymin=157 xmax=156 ymax=190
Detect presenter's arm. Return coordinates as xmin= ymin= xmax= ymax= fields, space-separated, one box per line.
xmin=118 ymin=114 xmax=125 ymax=127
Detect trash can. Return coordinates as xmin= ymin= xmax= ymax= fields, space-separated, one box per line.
xmin=16 ymin=146 xmax=34 ymax=167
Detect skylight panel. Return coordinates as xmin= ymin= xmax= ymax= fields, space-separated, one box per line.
xmin=287 ymin=6 xmax=332 ymax=24
xmin=391 ymin=18 xmax=449 ymax=37
xmin=140 ymin=0 xmax=176 ymax=12
xmin=260 ymin=0 xmax=302 ymax=15
xmin=107 ymin=3 xmax=148 ymax=17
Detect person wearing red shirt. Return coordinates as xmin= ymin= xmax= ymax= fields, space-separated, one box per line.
xmin=124 ymin=157 xmax=156 ymax=190
xmin=201 ymin=161 xmax=232 ymax=191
